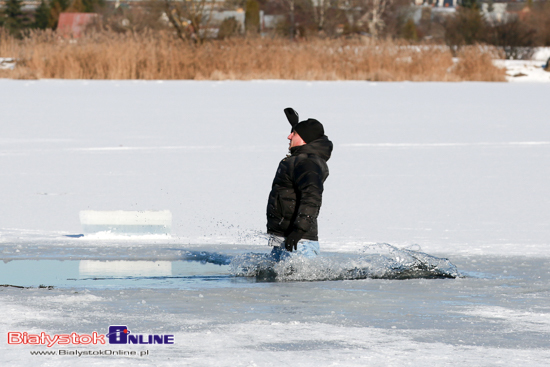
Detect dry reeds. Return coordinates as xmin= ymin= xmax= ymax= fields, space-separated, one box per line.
xmin=453 ymin=47 xmax=506 ymax=81
xmin=0 ymin=30 xmax=506 ymax=81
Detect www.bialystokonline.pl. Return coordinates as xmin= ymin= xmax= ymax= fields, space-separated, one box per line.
xmin=29 ymin=349 xmax=150 ymax=357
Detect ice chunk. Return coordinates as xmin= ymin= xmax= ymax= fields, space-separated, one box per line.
xmin=79 ymin=210 xmax=172 ymax=235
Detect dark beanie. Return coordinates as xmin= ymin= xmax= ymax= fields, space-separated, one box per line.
xmin=294 ymin=119 xmax=324 ymax=144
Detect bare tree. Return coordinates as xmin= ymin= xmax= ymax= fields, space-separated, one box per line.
xmin=163 ymin=0 xmax=216 ymax=42
xmin=357 ymin=0 xmax=393 ymax=38
xmin=311 ymin=0 xmax=331 ymax=31
xmin=285 ymin=0 xmax=297 ymax=38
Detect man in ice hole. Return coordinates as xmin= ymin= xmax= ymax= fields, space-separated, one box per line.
xmin=266 ymin=108 xmax=333 ymax=261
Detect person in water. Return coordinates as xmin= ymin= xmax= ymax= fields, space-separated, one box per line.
xmin=265 ymin=108 xmax=333 ymax=260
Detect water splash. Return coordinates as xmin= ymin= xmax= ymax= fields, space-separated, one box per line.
xmin=230 ymin=243 xmax=459 ymax=281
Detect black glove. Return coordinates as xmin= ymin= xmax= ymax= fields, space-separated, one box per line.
xmin=285 ymin=230 xmax=305 ymax=252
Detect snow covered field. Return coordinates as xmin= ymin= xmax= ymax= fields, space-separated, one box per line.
xmin=501 ymin=47 xmax=550 ymax=82
xmin=1 ymin=80 xmax=549 ymax=365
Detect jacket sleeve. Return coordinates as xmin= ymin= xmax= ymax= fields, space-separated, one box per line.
xmin=291 ymin=158 xmax=324 ymax=233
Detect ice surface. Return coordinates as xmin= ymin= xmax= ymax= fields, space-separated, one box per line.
xmin=1 ymin=80 xmax=549 ymax=366
xmin=1 ymin=249 xmax=549 ymax=366
xmin=1 ymin=80 xmax=549 ymax=255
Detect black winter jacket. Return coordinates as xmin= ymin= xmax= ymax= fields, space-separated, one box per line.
xmin=266 ymin=135 xmax=333 ymax=241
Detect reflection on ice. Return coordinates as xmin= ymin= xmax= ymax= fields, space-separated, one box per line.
xmin=79 ymin=260 xmax=172 ymax=277
xmin=230 ymin=243 xmax=459 ymax=281
xmin=0 ymin=259 xmax=231 ymax=288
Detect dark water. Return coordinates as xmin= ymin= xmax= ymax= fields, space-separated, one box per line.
xmin=0 ymin=244 xmax=458 ymax=289
xmin=0 ymin=259 xmax=235 ymax=289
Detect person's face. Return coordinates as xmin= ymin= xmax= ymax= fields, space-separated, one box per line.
xmin=288 ymin=131 xmax=306 ymax=148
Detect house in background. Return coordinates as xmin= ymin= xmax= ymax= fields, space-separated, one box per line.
xmin=57 ymin=12 xmax=99 ymax=37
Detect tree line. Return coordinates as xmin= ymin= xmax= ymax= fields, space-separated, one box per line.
xmin=1 ymin=0 xmax=549 ymax=57
xmin=1 ymin=0 xmax=104 ymax=34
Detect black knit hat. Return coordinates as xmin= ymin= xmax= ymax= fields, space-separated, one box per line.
xmin=294 ymin=119 xmax=324 ymax=144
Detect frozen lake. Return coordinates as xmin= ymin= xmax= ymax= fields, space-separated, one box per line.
xmin=1 ymin=80 xmax=549 ymax=365
xmin=1 ymin=242 xmax=549 ymax=366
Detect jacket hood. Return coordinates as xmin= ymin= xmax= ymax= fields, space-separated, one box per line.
xmin=290 ymin=135 xmax=333 ymax=161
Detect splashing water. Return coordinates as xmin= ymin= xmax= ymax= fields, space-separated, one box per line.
xmin=230 ymin=243 xmax=459 ymax=281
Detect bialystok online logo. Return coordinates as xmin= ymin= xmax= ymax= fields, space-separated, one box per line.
xmin=8 ymin=326 xmax=174 ymax=348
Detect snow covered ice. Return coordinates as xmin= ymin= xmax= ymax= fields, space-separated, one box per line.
xmin=1 ymin=80 xmax=550 ymax=366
